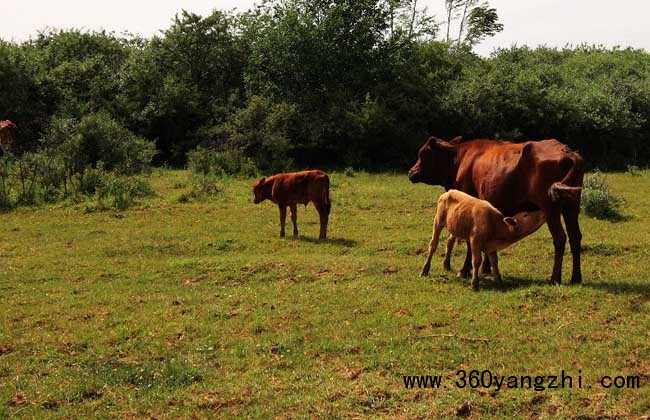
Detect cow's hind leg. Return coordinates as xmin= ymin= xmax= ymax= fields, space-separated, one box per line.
xmin=562 ymin=203 xmax=582 ymax=284
xmin=546 ymin=208 xmax=567 ymax=285
xmin=290 ymin=204 xmax=299 ymax=237
xmin=443 ymin=235 xmax=456 ymax=271
xmin=279 ymin=204 xmax=287 ymax=237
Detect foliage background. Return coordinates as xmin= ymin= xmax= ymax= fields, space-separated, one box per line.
xmin=2 ymin=0 xmax=649 ymax=171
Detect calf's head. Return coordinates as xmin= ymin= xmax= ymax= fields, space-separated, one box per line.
xmin=252 ymin=177 xmax=267 ymax=204
xmin=408 ymin=136 xmax=459 ymax=186
xmin=504 ymin=211 xmax=546 ymax=237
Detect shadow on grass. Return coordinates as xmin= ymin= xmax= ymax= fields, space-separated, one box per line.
xmin=582 ymin=280 xmax=650 ymax=296
xmin=437 ymin=271 xmax=650 ymax=295
xmin=291 ymin=235 xmax=357 ymax=247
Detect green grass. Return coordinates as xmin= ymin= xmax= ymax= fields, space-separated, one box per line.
xmin=1 ymin=169 xmax=649 ymax=418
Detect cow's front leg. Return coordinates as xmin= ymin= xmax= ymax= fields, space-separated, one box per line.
xmin=290 ymin=204 xmax=298 ymax=237
xmin=279 ymin=204 xmax=287 ymax=237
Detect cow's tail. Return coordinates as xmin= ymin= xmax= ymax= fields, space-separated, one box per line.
xmin=549 ymin=151 xmax=584 ymax=204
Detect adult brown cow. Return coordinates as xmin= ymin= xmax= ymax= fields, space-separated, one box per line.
xmin=253 ymin=170 xmax=331 ymax=240
xmin=408 ymin=136 xmax=584 ymax=285
xmin=0 ymin=120 xmax=17 ymax=153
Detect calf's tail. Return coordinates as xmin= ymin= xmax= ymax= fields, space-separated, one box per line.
xmin=322 ymin=176 xmax=331 ymax=212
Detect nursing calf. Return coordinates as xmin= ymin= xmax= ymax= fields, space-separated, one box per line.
xmin=253 ymin=170 xmax=331 ymax=240
xmin=420 ymin=190 xmax=545 ymax=290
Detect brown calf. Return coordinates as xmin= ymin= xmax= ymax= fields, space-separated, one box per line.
xmin=420 ymin=190 xmax=545 ymax=290
xmin=253 ymin=170 xmax=331 ymax=240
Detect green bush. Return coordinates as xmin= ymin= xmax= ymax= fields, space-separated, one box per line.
xmin=187 ymin=147 xmax=258 ymax=177
xmin=582 ymin=171 xmax=624 ymax=220
xmin=94 ymin=175 xmax=155 ymax=210
xmin=44 ymin=113 xmax=156 ymax=176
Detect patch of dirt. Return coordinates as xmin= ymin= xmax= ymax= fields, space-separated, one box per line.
xmin=8 ymin=392 xmax=29 ymax=407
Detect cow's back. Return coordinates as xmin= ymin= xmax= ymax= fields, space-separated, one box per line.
xmin=455 ymin=139 xmax=582 ymax=215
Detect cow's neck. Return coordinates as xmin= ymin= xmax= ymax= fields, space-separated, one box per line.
xmin=441 ymin=148 xmax=460 ymax=191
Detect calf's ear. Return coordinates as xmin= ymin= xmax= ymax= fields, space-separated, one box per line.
xmin=503 ymin=217 xmax=517 ymax=227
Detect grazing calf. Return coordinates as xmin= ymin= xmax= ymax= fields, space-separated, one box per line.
xmin=420 ymin=190 xmax=545 ymax=290
xmin=0 ymin=120 xmax=17 ymax=153
xmin=253 ymin=170 xmax=331 ymax=240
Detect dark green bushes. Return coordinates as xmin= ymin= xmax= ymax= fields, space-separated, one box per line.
xmin=1 ymin=4 xmax=650 ymax=173
xmin=0 ymin=114 xmax=156 ymax=211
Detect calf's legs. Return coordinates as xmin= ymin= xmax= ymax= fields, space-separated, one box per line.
xmin=278 ymin=204 xmax=287 ymax=237
xmin=470 ymin=239 xmax=483 ymax=291
xmin=290 ymin=204 xmax=299 ymax=237
xmin=420 ymin=218 xmax=443 ymax=276
xmin=488 ymin=252 xmax=501 ymax=283
xmin=443 ymin=235 xmax=456 ymax=271
xmin=315 ymin=202 xmax=330 ymax=240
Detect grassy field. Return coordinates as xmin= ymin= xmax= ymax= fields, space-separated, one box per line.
xmin=1 ymin=169 xmax=649 ymax=418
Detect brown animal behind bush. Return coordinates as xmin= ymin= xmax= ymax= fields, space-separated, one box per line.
xmin=253 ymin=170 xmax=331 ymax=240
xmin=0 ymin=120 xmax=17 ymax=153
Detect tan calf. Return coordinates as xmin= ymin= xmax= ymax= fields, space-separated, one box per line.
xmin=420 ymin=190 xmax=545 ymax=290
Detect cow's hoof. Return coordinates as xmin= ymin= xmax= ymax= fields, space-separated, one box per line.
xmin=471 ymin=282 xmax=480 ymax=291
xmin=443 ymin=262 xmax=452 ymax=271
xmin=458 ymin=270 xmax=470 ymax=279
xmin=494 ymin=275 xmax=502 ymax=283
xmin=570 ymin=275 xmax=582 ymax=285
xmin=420 ymin=268 xmax=430 ymax=277
xmin=547 ymin=278 xmax=561 ymax=285
xmin=293 ymin=233 xmax=299 ymax=238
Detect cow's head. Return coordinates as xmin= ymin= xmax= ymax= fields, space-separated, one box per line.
xmin=407 ymin=136 xmax=460 ymax=185
xmin=252 ymin=177 xmax=267 ymax=204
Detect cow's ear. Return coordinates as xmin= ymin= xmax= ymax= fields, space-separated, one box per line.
xmin=449 ymin=136 xmax=463 ymax=144
xmin=503 ymin=217 xmax=517 ymax=227
xmin=258 ymin=177 xmax=266 ymax=185
xmin=434 ymin=137 xmax=456 ymax=151
xmin=425 ymin=136 xmax=439 ymax=147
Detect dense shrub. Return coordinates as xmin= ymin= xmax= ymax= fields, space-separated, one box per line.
xmin=187 ymin=147 xmax=258 ymax=177
xmin=91 ymin=174 xmax=155 ymax=211
xmin=581 ymin=171 xmax=625 ymax=220
xmin=43 ymin=113 xmax=156 ymax=175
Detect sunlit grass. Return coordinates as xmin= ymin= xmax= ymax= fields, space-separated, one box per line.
xmin=0 ymin=169 xmax=648 ymax=418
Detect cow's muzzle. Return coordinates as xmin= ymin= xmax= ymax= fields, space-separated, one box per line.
xmin=407 ymin=167 xmax=421 ymax=183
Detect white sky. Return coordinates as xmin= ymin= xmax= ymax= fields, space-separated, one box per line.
xmin=2 ymin=1 xmax=649 ymax=56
